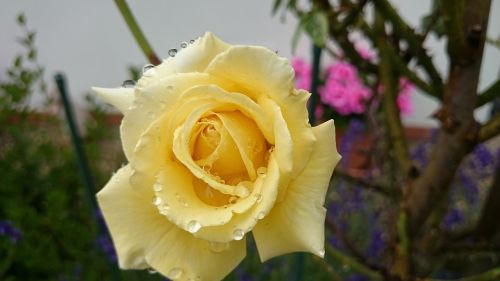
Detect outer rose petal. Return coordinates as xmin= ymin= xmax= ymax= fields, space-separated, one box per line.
xmin=97 ymin=165 xmax=246 ymax=281
xmin=206 ymin=46 xmax=294 ymax=102
xmin=252 ymin=120 xmax=341 ymax=261
xmin=92 ymin=87 xmax=134 ymax=114
xmin=136 ymin=32 xmax=230 ymax=90
xmin=121 ymin=73 xmax=216 ymax=160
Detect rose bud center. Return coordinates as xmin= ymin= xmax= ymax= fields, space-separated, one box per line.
xmin=190 ymin=110 xmax=269 ymax=206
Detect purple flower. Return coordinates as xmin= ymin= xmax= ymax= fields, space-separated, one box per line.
xmin=442 ymin=208 xmax=464 ymax=230
xmin=366 ymin=227 xmax=385 ymax=258
xmin=235 ymin=267 xmax=253 ymax=281
xmin=339 ymin=120 xmax=365 ymax=161
xmin=458 ymin=171 xmax=479 ymax=205
xmin=96 ymin=233 xmax=117 ymax=263
xmin=0 ymin=220 xmax=21 ymax=244
xmin=347 ymin=274 xmax=369 ymax=281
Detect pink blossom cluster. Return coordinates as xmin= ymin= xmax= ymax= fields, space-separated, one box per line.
xmin=396 ymin=78 xmax=414 ymax=115
xmin=291 ymin=45 xmax=415 ymax=116
xmin=320 ymin=61 xmax=372 ymax=115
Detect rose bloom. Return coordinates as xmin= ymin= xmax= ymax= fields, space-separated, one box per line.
xmin=93 ymin=32 xmax=341 ymax=281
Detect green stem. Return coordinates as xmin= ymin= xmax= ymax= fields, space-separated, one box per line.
xmin=427 ymin=267 xmax=500 ymax=281
xmin=479 ymin=114 xmax=500 ymax=142
xmin=476 ymin=79 xmax=500 ymax=108
xmin=396 ymin=212 xmax=411 ymax=278
xmin=358 ymin=20 xmax=437 ymax=99
xmin=374 ymin=0 xmax=444 ymax=96
xmin=325 ymin=244 xmax=384 ymax=281
xmin=311 ymin=256 xmax=343 ymax=281
xmin=114 ymin=0 xmax=160 ymax=65
xmin=441 ymin=0 xmax=467 ymax=59
xmin=375 ymin=12 xmax=412 ymax=178
xmin=308 ymin=45 xmax=322 ymax=125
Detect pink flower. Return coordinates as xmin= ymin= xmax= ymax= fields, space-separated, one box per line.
xmin=356 ymin=45 xmax=376 ymax=62
xmin=397 ymin=78 xmax=414 ymax=115
xmin=291 ymin=57 xmax=312 ymax=91
xmin=319 ymin=61 xmax=373 ymax=116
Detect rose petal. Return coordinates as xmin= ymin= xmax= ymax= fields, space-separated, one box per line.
xmin=173 ymin=102 xmax=244 ymax=196
xmin=145 ymin=226 xmax=246 ymax=281
xmin=206 ymin=45 xmax=315 ymax=192
xmin=194 ymin=156 xmax=280 ymax=243
xmin=121 ymin=73 xmax=215 ymax=160
xmin=92 ymin=87 xmax=134 ymax=114
xmin=154 ymin=162 xmax=234 ymax=229
xmin=136 ymin=32 xmax=230 ymax=90
xmin=97 ymin=165 xmax=246 ymax=281
xmin=252 ymin=120 xmax=341 ymax=261
xmin=129 ymin=85 xmax=274 ymax=196
xmin=96 ymin=164 xmax=169 ymax=268
xmin=216 ymin=111 xmax=268 ymax=181
xmin=206 ymin=45 xmax=294 ymax=102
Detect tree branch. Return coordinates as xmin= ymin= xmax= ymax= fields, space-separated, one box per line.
xmin=475 ymin=157 xmax=500 ymax=240
xmin=333 ymin=169 xmax=397 ymax=199
xmin=358 ymin=21 xmax=437 ymax=99
xmin=325 ymin=244 xmax=384 ymax=281
xmin=325 ymin=215 xmax=388 ymax=275
xmin=405 ymin=0 xmax=492 ymax=237
xmin=476 ymin=79 xmax=500 ymax=108
xmin=424 ymin=267 xmax=500 ymax=281
xmin=375 ymin=11 xmax=412 ymax=178
xmin=373 ymin=0 xmax=444 ymax=97
xmin=479 ymin=114 xmax=500 ymax=142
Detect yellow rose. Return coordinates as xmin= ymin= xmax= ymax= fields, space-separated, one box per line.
xmin=94 ymin=32 xmax=340 ymax=281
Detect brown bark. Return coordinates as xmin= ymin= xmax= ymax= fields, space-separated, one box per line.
xmin=404 ymin=0 xmax=492 ymax=236
xmin=475 ymin=160 xmax=500 ymax=240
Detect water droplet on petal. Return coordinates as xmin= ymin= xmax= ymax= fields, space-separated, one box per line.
xmin=319 ymin=249 xmax=325 ymax=257
xmin=233 ymin=229 xmax=244 ymax=240
xmin=236 ymin=181 xmax=252 ymax=196
xmin=257 ymin=211 xmax=265 ymax=220
xmin=159 ymin=204 xmax=170 ymax=215
xmin=235 ymin=185 xmax=250 ymax=198
xmin=142 ymin=64 xmax=155 ymax=74
xmin=180 ymin=41 xmax=188 ymax=48
xmin=254 ymin=193 xmax=263 ymax=203
xmin=168 ymin=48 xmax=178 ymax=57
xmin=189 ymin=39 xmax=195 ymax=44
xmin=168 ymin=267 xmax=183 ymax=279
xmin=147 ymin=268 xmax=157 ymax=274
xmin=121 ymin=80 xmax=136 ymax=88
xmin=229 ymin=196 xmax=238 ymax=204
xmin=179 ymin=197 xmax=189 ymax=207
xmin=154 ymin=183 xmax=163 ymax=192
xmin=187 ymin=220 xmax=201 ymax=233
xmin=257 ymin=167 xmax=267 ymax=176
xmin=152 ymin=197 xmax=162 ymax=206
xmin=209 ymin=241 xmax=230 ymax=253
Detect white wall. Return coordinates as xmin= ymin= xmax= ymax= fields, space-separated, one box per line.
xmin=1 ymin=0 xmax=498 ymax=126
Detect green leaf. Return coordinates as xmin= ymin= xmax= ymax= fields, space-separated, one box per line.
xmin=28 ymin=49 xmax=37 ymax=61
xmin=420 ymin=0 xmax=445 ymax=38
xmin=272 ymin=0 xmax=283 ymax=15
xmin=16 ymin=13 xmax=26 ymax=25
xmin=14 ymin=55 xmax=22 ymax=68
xmin=300 ymin=11 xmax=329 ymax=48
xmin=27 ymin=31 xmax=36 ymax=44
